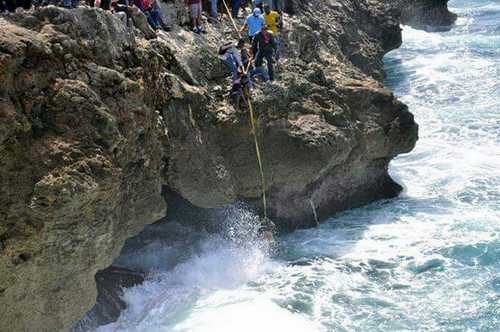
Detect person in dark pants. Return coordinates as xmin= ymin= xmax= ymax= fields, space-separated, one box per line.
xmin=1 ymin=0 xmax=11 ymax=12
xmin=252 ymin=25 xmax=276 ymax=81
xmin=111 ymin=0 xmax=131 ymax=25
xmin=1 ymin=0 xmax=26 ymax=12
xmin=231 ymin=0 xmax=240 ymax=18
xmin=100 ymin=0 xmax=111 ymax=9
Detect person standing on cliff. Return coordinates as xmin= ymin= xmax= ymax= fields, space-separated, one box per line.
xmin=240 ymin=7 xmax=264 ymax=42
xmin=0 ymin=0 xmax=10 ymax=13
xmin=262 ymin=4 xmax=281 ymax=62
xmin=252 ymin=24 xmax=276 ymax=81
xmin=252 ymin=0 xmax=271 ymax=11
xmin=110 ymin=0 xmax=130 ymax=25
xmin=185 ymin=0 xmax=205 ymax=33
xmin=231 ymin=0 xmax=241 ymax=18
xmin=272 ymin=0 xmax=283 ymax=12
xmin=209 ymin=0 xmax=218 ymax=21
xmin=63 ymin=0 xmax=77 ymax=8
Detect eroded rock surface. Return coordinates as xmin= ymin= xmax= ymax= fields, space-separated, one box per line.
xmin=0 ymin=7 xmax=168 ymax=331
xmin=0 ymin=0 xmax=444 ymax=330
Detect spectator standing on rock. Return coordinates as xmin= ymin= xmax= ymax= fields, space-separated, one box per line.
xmin=186 ymin=0 xmax=205 ymax=33
xmin=231 ymin=0 xmax=240 ymax=18
xmin=252 ymin=0 xmax=271 ymax=11
xmin=262 ymin=4 xmax=281 ymax=61
xmin=111 ymin=0 xmax=130 ymax=25
xmin=252 ymin=24 xmax=276 ymax=81
xmin=209 ymin=0 xmax=218 ymax=20
xmin=240 ymin=7 xmax=264 ymax=42
xmin=0 ymin=0 xmax=10 ymax=12
xmin=64 ymin=0 xmax=78 ymax=8
xmin=262 ymin=4 xmax=279 ymax=35
xmin=272 ymin=0 xmax=283 ymax=12
xmin=144 ymin=0 xmax=168 ymax=30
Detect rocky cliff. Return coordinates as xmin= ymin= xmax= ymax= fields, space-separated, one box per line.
xmin=0 ymin=0 xmax=454 ymax=330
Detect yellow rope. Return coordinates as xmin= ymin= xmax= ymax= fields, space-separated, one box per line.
xmin=243 ymin=89 xmax=268 ymax=219
xmin=220 ymin=0 xmax=268 ymax=219
xmin=221 ymin=0 xmax=242 ymax=39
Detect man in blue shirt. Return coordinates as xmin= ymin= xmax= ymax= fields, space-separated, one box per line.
xmin=240 ymin=8 xmax=265 ymax=41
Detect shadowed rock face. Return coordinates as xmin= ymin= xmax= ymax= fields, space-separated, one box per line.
xmin=0 ymin=0 xmax=433 ymax=330
xmin=74 ymin=267 xmax=145 ymax=331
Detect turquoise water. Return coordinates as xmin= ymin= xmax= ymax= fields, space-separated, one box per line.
xmin=97 ymin=1 xmax=500 ymax=331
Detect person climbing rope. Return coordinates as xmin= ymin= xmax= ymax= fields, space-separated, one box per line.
xmin=230 ymin=69 xmax=252 ymax=112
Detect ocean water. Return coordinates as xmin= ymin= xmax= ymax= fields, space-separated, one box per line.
xmin=96 ymin=1 xmax=500 ymax=331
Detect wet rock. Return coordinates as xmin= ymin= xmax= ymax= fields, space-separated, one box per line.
xmin=74 ymin=267 xmax=145 ymax=331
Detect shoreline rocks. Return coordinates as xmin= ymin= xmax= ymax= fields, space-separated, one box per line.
xmin=73 ymin=266 xmax=145 ymax=331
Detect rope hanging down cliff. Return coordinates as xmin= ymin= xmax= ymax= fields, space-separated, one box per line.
xmin=243 ymin=89 xmax=268 ymax=219
xmin=222 ymin=0 xmax=268 ymax=219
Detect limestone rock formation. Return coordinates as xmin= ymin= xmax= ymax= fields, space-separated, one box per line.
xmin=0 ymin=0 xmax=458 ymax=330
xmin=0 ymin=7 xmax=168 ymax=331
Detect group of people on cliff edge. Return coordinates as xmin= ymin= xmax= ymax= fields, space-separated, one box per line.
xmin=1 ymin=0 xmax=286 ymax=112
xmin=184 ymin=0 xmax=288 ymax=34
xmin=218 ymin=2 xmax=282 ymax=109
xmin=85 ymin=0 xmax=169 ymax=31
xmin=0 ymin=0 xmax=169 ymax=31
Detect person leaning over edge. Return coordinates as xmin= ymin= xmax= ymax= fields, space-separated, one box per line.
xmin=219 ymin=40 xmax=245 ymax=80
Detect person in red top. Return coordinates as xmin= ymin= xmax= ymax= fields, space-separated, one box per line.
xmin=185 ymin=0 xmax=205 ymax=33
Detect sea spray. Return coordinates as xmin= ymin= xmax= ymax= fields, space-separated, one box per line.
xmin=96 ymin=204 xmax=280 ymax=331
